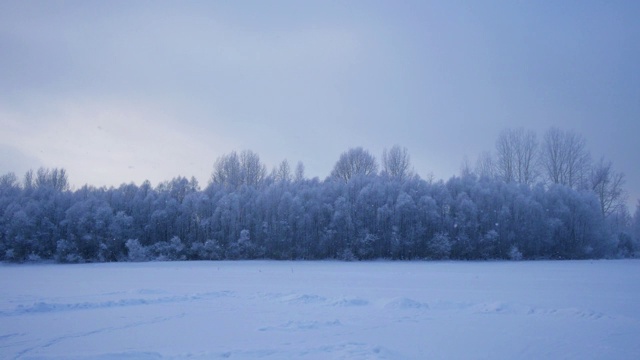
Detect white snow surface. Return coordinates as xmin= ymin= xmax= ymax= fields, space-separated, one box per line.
xmin=1 ymin=260 xmax=639 ymax=359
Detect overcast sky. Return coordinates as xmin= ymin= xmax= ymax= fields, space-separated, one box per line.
xmin=1 ymin=1 xmax=638 ymax=206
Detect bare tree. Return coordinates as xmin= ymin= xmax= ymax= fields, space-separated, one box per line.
xmin=211 ymin=151 xmax=242 ymax=188
xmin=331 ymin=147 xmax=378 ymax=182
xmin=382 ymin=145 xmax=412 ymax=180
xmin=274 ymin=159 xmax=292 ymax=183
xmin=211 ymin=150 xmax=266 ymax=188
xmin=475 ymin=151 xmax=496 ymax=179
xmin=541 ymin=127 xmax=591 ymax=189
xmin=240 ymin=150 xmax=267 ymax=187
xmin=294 ymin=161 xmax=305 ymax=182
xmin=460 ymin=156 xmax=472 ymax=178
xmin=35 ymin=167 xmax=69 ymax=191
xmin=495 ymin=130 xmax=515 ymax=183
xmin=495 ymin=128 xmax=538 ymax=185
xmin=634 ymin=201 xmax=640 ymax=244
xmin=0 ymin=172 xmax=18 ymax=187
xmin=590 ymin=158 xmax=626 ymax=217
xmin=516 ymin=130 xmax=539 ymax=185
xmin=23 ymin=169 xmax=34 ymax=189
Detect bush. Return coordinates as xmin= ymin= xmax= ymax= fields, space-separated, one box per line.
xmin=55 ymin=239 xmax=84 ymax=263
xmin=26 ymin=253 xmax=41 ymax=262
xmin=190 ymin=239 xmax=223 ymax=260
xmin=149 ymin=236 xmax=186 ymax=261
xmin=126 ymin=239 xmax=148 ymax=262
xmin=338 ymin=248 xmax=356 ymax=261
xmin=4 ymin=249 xmax=16 ymax=262
xmin=227 ymin=230 xmax=255 ymax=259
xmin=509 ymin=245 xmax=523 ymax=261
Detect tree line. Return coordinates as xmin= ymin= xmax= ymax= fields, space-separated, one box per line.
xmin=1 ymin=128 xmax=638 ymax=263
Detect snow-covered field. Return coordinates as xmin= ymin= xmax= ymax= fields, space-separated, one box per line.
xmin=1 ymin=260 xmax=639 ymax=359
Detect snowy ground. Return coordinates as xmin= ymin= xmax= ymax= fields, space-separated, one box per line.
xmin=1 ymin=260 xmax=639 ymax=359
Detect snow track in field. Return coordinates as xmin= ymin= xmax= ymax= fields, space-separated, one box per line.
xmin=1 ymin=291 xmax=232 ymax=317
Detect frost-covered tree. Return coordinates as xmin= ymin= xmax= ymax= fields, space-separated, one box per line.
xmin=331 ymin=147 xmax=378 ymax=182
xmin=427 ymin=232 xmax=451 ymax=259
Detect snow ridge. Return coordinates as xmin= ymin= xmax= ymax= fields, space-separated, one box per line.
xmin=1 ymin=291 xmax=232 ymax=317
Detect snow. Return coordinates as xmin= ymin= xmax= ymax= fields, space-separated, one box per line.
xmin=1 ymin=260 xmax=640 ymax=359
